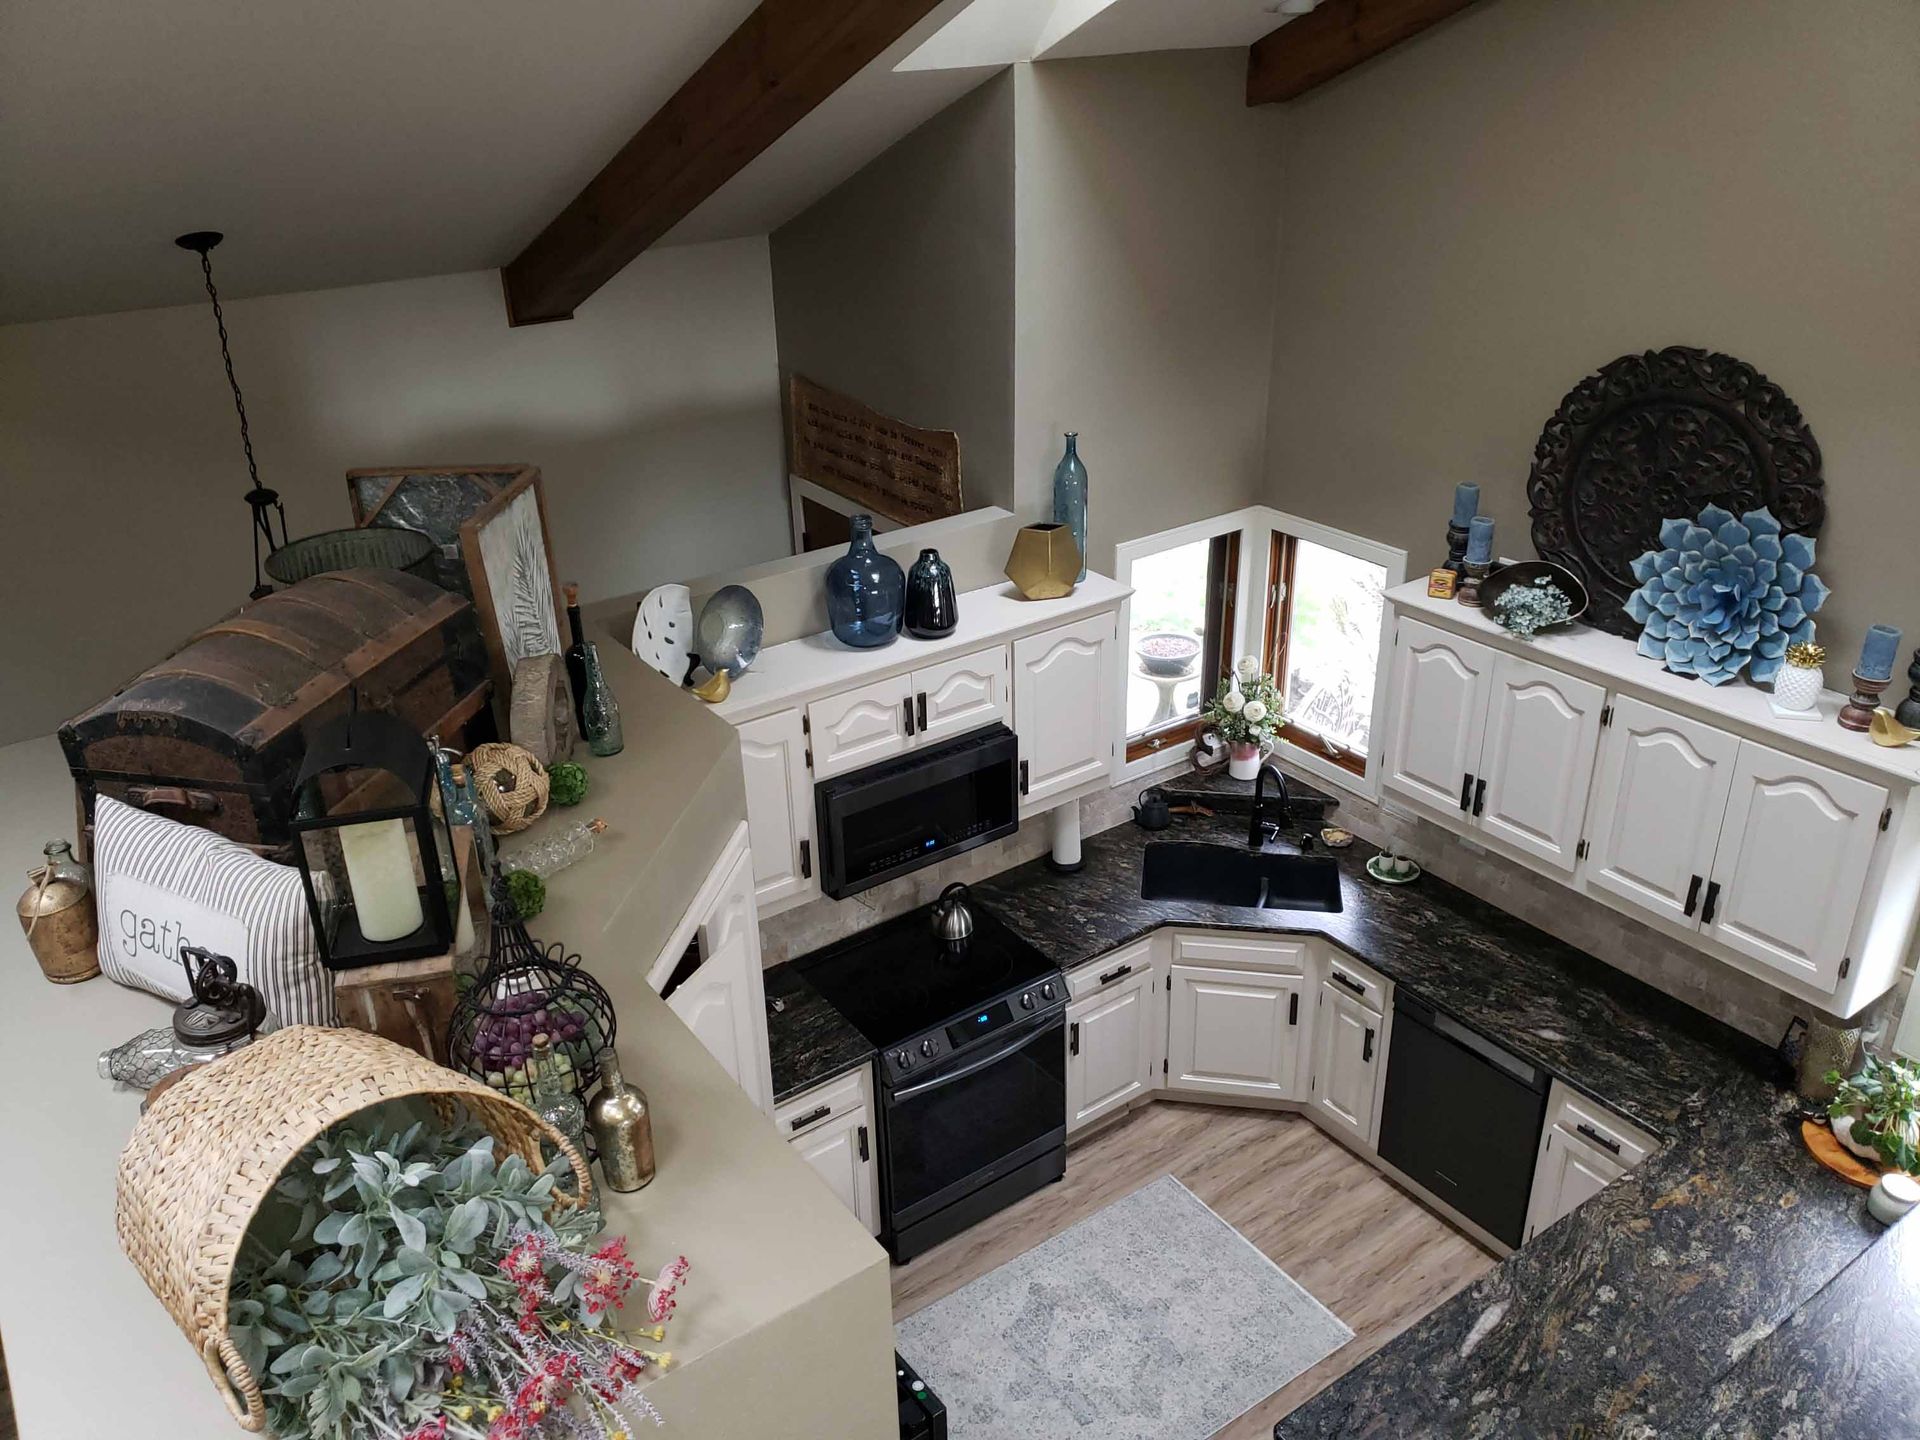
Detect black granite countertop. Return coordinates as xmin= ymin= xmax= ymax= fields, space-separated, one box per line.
xmin=763 ymin=963 xmax=873 ymax=1107
xmin=959 ymin=804 xmax=1892 ymax=1438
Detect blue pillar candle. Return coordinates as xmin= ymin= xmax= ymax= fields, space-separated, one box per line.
xmin=1465 ymin=516 xmax=1495 ymax=565
xmin=1450 ymin=482 xmax=1481 ymax=529
xmin=1858 ymin=624 xmax=1903 ymax=682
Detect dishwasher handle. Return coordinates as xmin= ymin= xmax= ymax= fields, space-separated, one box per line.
xmin=1394 ymin=992 xmax=1546 ymax=1092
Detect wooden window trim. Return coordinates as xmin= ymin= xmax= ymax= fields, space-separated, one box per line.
xmin=1126 ymin=532 xmax=1240 ymax=763
xmin=1263 ymin=529 xmax=1367 ymax=778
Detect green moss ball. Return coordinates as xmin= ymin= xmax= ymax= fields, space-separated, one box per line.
xmin=505 ymin=868 xmax=547 ymax=922
xmin=548 ymin=761 xmax=589 ymax=807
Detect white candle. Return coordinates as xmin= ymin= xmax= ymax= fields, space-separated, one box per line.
xmin=339 ymin=820 xmax=424 ymax=943
xmin=452 ymin=869 xmax=476 ymax=956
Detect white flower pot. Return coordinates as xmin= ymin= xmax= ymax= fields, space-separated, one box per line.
xmin=1228 ymin=743 xmax=1262 ymax=781
xmin=1772 ymin=662 xmax=1823 ymax=714
xmin=1831 ymin=1111 xmax=1883 ymax=1163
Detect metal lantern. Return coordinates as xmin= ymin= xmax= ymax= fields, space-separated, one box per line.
xmin=292 ymin=700 xmax=456 ymax=971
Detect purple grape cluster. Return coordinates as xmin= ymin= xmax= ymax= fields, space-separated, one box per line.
xmin=470 ymin=986 xmax=599 ymax=1096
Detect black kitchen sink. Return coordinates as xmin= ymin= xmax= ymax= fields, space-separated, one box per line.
xmin=1140 ymin=842 xmax=1344 ymax=913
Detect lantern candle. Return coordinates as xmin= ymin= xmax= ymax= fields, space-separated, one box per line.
xmin=1450 ymin=483 xmax=1481 ymax=529
xmin=339 ymin=820 xmax=424 ymax=943
xmin=1859 ymin=625 xmax=1903 ymax=683
xmin=1465 ymin=516 xmax=1495 ymax=565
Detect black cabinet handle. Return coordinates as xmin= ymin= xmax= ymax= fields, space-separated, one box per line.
xmin=857 ymin=1124 xmax=869 ymax=1163
xmin=1363 ymin=1027 xmax=1375 ymax=1064
xmin=1576 ymin=1122 xmax=1622 ymax=1156
xmin=1019 ymin=760 xmax=1030 ymax=796
xmin=1331 ymin=969 xmax=1366 ymax=997
xmin=916 ymin=692 xmax=927 ymax=731
xmin=903 ymin=696 xmax=916 ymax=736
xmin=1289 ymin=992 xmax=1299 ymax=1026
xmin=1701 ymin=880 xmax=1721 ymax=927
xmin=1683 ymin=874 xmax=1702 ymax=917
xmin=799 ymin=839 xmax=811 ymax=880
xmin=1097 ymin=963 xmax=1135 ymax=986
xmin=1459 ymin=774 xmax=1474 ymax=812
xmin=1472 ymin=777 xmax=1487 ymax=817
xmin=789 ymin=1105 xmax=830 ymax=1132
xmin=1069 ymin=1022 xmax=1080 ymax=1056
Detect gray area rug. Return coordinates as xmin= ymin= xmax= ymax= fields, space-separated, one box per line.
xmin=896 ymin=1175 xmax=1353 ymax=1439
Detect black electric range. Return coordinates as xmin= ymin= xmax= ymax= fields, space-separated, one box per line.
xmin=794 ymin=904 xmax=1068 ymax=1262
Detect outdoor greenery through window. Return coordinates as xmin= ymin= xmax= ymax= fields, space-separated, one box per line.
xmin=1267 ymin=534 xmax=1388 ymax=772
xmin=1125 ymin=534 xmax=1237 ymax=759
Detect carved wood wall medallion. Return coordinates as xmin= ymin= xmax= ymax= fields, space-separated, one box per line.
xmin=1525 ymin=347 xmax=1824 ymax=639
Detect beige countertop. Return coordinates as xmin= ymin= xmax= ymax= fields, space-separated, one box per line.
xmin=0 ymin=646 xmax=894 ymax=1437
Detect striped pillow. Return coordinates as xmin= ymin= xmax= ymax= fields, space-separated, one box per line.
xmin=92 ymin=796 xmax=335 ymax=1027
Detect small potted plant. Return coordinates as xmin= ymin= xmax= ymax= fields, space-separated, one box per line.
xmin=1826 ymin=1053 xmax=1920 ymax=1172
xmin=1202 ymin=657 xmax=1284 ymax=781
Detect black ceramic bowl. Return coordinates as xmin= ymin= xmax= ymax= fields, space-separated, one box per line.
xmin=1480 ymin=561 xmax=1589 ymax=627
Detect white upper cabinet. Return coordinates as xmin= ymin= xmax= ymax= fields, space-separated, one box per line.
xmin=1584 ymin=697 xmax=1740 ymax=927
xmin=1383 ymin=619 xmax=1495 ymax=820
xmin=737 ymin=709 xmax=818 ymax=913
xmin=807 ymin=673 xmax=914 ymax=780
xmin=1474 ymin=655 xmax=1606 ymax=870
xmin=913 ymin=648 xmax=1010 ymax=747
xmin=1066 ymin=965 xmax=1156 ymax=1134
xmin=666 ymin=840 xmax=773 ymax=1116
xmin=1013 ymin=613 xmax=1117 ymax=810
xmin=1705 ymin=746 xmax=1886 ymax=988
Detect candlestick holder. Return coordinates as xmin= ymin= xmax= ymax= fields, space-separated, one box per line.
xmin=1443 ymin=521 xmax=1470 ymax=577
xmin=1839 ymin=670 xmax=1891 ymax=732
xmin=1897 ymin=649 xmax=1920 ymax=730
xmin=1457 ymin=560 xmax=1490 ymax=607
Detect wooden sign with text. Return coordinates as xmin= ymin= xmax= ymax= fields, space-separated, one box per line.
xmin=787 ymin=375 xmax=965 ymax=526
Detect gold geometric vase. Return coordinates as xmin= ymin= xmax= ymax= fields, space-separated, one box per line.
xmin=1005 ymin=523 xmax=1083 ymax=600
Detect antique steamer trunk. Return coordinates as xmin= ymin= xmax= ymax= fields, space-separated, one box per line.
xmin=61 ymin=570 xmax=491 ymax=854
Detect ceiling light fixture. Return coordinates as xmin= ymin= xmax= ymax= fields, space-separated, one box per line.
xmin=175 ymin=230 xmax=289 ymax=600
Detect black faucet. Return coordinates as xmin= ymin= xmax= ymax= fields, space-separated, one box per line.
xmin=1248 ymin=762 xmax=1289 ymax=849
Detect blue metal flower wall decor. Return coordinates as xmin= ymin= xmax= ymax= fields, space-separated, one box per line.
xmin=1625 ymin=505 xmax=1827 ymax=686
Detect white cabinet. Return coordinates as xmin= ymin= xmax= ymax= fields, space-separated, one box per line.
xmin=737 ymin=709 xmax=818 ymax=912
xmin=776 ymin=1068 xmax=879 ymax=1235
xmin=1013 ymin=613 xmax=1117 ymax=810
xmin=1166 ymin=963 xmax=1308 ymax=1101
xmin=1066 ymin=964 xmax=1156 ymax=1134
xmin=1705 ymin=746 xmax=1886 ymax=989
xmin=808 ymin=673 xmax=914 ymax=780
xmin=1383 ymin=620 xmax=1601 ymax=870
xmin=913 ymin=648 xmax=1010 ymax=746
xmin=663 ymin=834 xmax=773 ymax=1116
xmin=1583 ymin=697 xmax=1740 ymax=927
xmin=1310 ymin=965 xmax=1388 ymax=1147
xmin=1524 ymin=1081 xmax=1657 ymax=1242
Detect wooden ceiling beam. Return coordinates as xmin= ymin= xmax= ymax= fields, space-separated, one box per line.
xmin=1246 ymin=0 xmax=1481 ymax=105
xmin=501 ymin=0 xmax=947 ymax=326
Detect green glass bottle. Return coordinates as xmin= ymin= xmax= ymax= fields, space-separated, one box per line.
xmin=577 ymin=638 xmax=625 ymax=757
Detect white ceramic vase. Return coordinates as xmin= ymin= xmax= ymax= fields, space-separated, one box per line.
xmin=1772 ymin=662 xmax=1823 ymax=714
xmin=1228 ymin=742 xmax=1262 ymax=781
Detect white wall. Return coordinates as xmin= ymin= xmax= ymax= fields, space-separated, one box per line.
xmin=0 ymin=237 xmax=788 ymax=744
xmin=1013 ymin=51 xmax=1285 ymax=573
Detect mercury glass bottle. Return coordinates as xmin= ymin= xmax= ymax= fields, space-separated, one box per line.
xmin=587 ymin=1046 xmax=656 ymax=1193
xmin=576 ymin=642 xmax=625 ymax=757
xmin=529 ymin=1034 xmax=588 ymax=1151
xmin=1052 ymin=433 xmax=1089 ymax=582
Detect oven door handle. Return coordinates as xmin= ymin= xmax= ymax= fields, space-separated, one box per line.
xmin=888 ymin=1017 xmax=1061 ymax=1101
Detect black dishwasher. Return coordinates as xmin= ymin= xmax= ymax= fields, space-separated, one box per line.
xmin=1377 ymin=993 xmax=1549 ymax=1248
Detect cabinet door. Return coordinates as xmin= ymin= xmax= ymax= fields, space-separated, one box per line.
xmin=1311 ymin=982 xmax=1382 ymax=1144
xmin=668 ymin=848 xmax=773 ymax=1115
xmin=1582 ymin=696 xmax=1740 ymax=929
xmin=914 ymin=647 xmax=1011 ymax=746
xmin=737 ymin=709 xmax=818 ymax=912
xmin=1012 ymin=613 xmax=1116 ymax=809
xmin=1382 ymin=618 xmax=1495 ymax=821
xmin=1473 ymin=655 xmax=1606 ymax=871
xmin=1067 ymin=967 xmax=1155 ymax=1134
xmin=1523 ymin=1123 xmax=1624 ymax=1243
xmin=808 ymin=673 xmax=914 ymax=780
xmin=1166 ymin=963 xmax=1307 ymax=1101
xmin=1705 ymin=745 xmax=1887 ymax=988
xmin=791 ymin=1106 xmax=878 ymax=1235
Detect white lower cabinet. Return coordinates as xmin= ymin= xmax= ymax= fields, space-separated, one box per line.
xmin=1309 ymin=973 xmax=1388 ymax=1146
xmin=775 ymin=1068 xmax=879 ymax=1235
xmin=1166 ymin=962 xmax=1308 ymax=1102
xmin=1523 ymin=1080 xmax=1657 ymax=1243
xmin=1066 ymin=963 xmax=1156 ymax=1134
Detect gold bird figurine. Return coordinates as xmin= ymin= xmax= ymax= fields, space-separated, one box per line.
xmin=689 ymin=668 xmax=732 ymax=704
xmin=1870 ymin=707 xmax=1920 ymax=747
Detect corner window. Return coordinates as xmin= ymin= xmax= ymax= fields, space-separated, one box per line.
xmin=1120 ymin=532 xmax=1242 ymax=762
xmin=1264 ymin=531 xmax=1389 ymax=776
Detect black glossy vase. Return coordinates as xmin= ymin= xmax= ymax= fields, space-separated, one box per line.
xmin=904 ymin=548 xmax=959 ymax=639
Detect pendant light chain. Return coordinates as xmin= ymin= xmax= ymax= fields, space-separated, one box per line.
xmin=193 ymin=245 xmax=265 ymax=502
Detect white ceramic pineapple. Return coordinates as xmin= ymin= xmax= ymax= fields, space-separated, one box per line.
xmin=1771 ymin=641 xmax=1826 ymax=716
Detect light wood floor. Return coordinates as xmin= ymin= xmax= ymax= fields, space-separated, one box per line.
xmin=891 ymin=1102 xmax=1495 ymax=1439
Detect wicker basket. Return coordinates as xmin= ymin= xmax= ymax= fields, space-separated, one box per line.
xmin=115 ymin=1025 xmax=593 ymax=1431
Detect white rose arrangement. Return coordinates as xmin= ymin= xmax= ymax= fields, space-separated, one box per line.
xmin=1202 ymin=666 xmax=1283 ymax=748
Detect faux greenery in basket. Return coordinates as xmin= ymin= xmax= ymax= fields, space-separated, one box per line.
xmin=1826 ymin=1054 xmax=1920 ymax=1172
xmin=231 ymin=1101 xmax=687 ymax=1440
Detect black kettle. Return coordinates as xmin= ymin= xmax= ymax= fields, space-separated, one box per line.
xmin=1133 ymin=788 xmax=1172 ymax=830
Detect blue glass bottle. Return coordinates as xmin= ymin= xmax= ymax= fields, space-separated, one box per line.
xmin=1052 ymin=433 xmax=1089 ymax=581
xmin=825 ymin=514 xmax=904 ymax=648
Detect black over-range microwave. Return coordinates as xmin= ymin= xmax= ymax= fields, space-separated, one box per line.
xmin=814 ymin=724 xmax=1020 ymax=899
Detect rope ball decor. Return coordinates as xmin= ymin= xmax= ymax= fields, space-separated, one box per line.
xmin=466 ymin=741 xmax=551 ymax=834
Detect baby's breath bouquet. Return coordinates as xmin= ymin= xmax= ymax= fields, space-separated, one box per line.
xmin=1202 ymin=656 xmax=1284 ymax=749
xmin=229 ymin=1102 xmax=688 ymax=1440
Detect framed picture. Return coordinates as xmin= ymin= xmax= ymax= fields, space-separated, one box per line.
xmin=346 ymin=464 xmax=537 ymax=600
xmin=458 ymin=469 xmax=567 ymax=709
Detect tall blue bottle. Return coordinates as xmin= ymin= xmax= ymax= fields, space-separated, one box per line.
xmin=1052 ymin=433 xmax=1089 ymax=581
xmin=824 ymin=514 xmax=904 ymax=648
